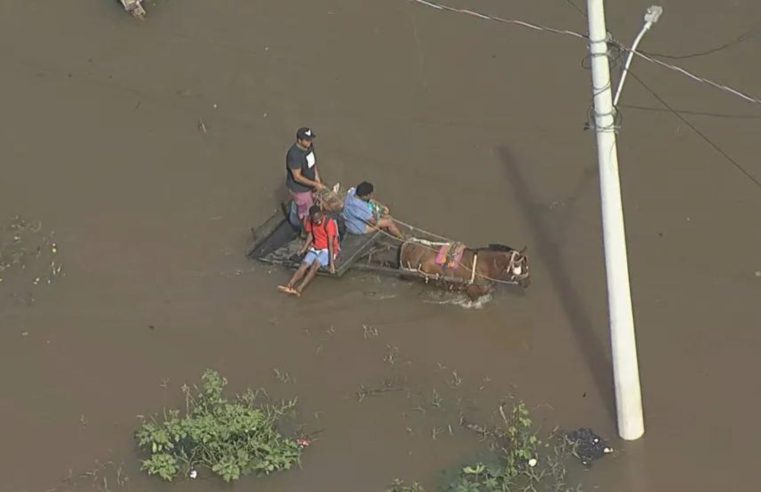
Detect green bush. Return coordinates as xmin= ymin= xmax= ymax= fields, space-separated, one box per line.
xmin=135 ymin=370 xmax=302 ymax=482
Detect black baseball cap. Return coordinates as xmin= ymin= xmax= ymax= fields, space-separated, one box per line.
xmin=296 ymin=127 xmax=316 ymax=140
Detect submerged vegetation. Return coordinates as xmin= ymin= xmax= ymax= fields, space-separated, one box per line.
xmin=448 ymin=401 xmax=582 ymax=492
xmin=388 ymin=400 xmax=586 ymax=492
xmin=388 ymin=479 xmax=426 ymax=492
xmin=130 ymin=338 xmax=603 ymax=489
xmin=135 ymin=370 xmax=302 ymax=483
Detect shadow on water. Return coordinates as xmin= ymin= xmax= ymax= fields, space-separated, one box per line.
xmin=272 ymin=182 xmax=289 ymax=209
xmin=495 ymin=146 xmax=616 ymax=421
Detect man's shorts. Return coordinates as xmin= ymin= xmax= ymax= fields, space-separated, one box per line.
xmin=303 ymin=248 xmax=331 ymax=267
xmin=290 ymin=190 xmax=314 ymax=220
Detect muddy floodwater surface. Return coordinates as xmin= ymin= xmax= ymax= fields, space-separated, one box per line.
xmin=1 ymin=1 xmax=761 ymax=491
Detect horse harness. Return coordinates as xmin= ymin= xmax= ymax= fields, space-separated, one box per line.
xmin=402 ymin=239 xmax=479 ymax=286
xmin=468 ymin=252 xmax=479 ymax=284
xmin=484 ymin=249 xmax=526 ymax=284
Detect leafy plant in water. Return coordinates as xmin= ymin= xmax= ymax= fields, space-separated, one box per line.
xmin=447 ymin=401 xmax=579 ymax=492
xmin=135 ymin=370 xmax=302 ymax=482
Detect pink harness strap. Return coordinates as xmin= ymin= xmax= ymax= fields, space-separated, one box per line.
xmin=435 ymin=244 xmax=451 ymax=265
xmin=435 ymin=243 xmax=466 ymax=269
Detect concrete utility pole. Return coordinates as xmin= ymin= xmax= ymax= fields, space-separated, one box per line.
xmin=584 ymin=0 xmax=656 ymax=440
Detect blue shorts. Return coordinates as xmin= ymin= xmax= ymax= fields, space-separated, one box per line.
xmin=303 ymin=249 xmax=331 ymax=267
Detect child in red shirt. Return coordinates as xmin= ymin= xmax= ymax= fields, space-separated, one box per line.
xmin=278 ymin=206 xmax=340 ymax=297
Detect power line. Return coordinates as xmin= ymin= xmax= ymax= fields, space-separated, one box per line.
xmin=562 ymin=0 xmax=587 ymax=18
xmin=569 ymin=2 xmax=761 ymax=191
xmin=408 ymin=0 xmax=761 ymax=107
xmin=563 ymin=0 xmax=759 ymax=61
xmin=619 ymin=104 xmax=761 ymax=120
xmin=627 ymin=49 xmax=761 ymax=105
xmin=627 ymin=70 xmax=761 ymax=190
xmin=640 ymin=23 xmax=761 ymax=60
xmin=408 ymin=0 xmax=761 ymax=189
xmin=409 ymin=0 xmax=588 ymax=40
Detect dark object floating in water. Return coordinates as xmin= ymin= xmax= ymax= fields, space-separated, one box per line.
xmin=566 ymin=428 xmax=613 ymax=466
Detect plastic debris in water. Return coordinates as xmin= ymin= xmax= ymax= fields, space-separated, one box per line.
xmin=296 ymin=438 xmax=311 ymax=448
xmin=189 ymin=469 xmax=198 ymax=479
xmin=528 ymin=458 xmax=537 ymax=467
xmin=565 ymin=428 xmax=613 ymax=466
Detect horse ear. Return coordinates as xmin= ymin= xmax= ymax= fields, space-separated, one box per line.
xmin=519 ymin=246 xmax=528 ymax=254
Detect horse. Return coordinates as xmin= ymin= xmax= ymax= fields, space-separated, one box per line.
xmin=397 ymin=239 xmax=530 ymax=301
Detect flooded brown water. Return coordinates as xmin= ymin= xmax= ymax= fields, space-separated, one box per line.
xmin=1 ymin=0 xmax=760 ymax=491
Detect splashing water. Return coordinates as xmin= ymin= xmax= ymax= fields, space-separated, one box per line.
xmin=422 ymin=290 xmax=493 ymax=310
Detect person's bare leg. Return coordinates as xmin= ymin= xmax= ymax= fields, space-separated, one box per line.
xmin=279 ymin=263 xmax=309 ymax=294
xmin=378 ymin=217 xmax=403 ymax=238
xmin=295 ymin=262 xmax=322 ymax=295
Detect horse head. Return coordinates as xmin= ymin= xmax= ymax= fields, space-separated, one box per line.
xmin=487 ymin=245 xmax=530 ymax=286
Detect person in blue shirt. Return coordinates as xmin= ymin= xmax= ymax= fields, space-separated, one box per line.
xmin=342 ymin=181 xmax=403 ymax=238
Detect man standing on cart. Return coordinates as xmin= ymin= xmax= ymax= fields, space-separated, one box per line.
xmin=285 ymin=127 xmax=325 ymax=225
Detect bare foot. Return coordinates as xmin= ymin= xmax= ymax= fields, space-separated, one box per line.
xmin=277 ymin=285 xmax=298 ymax=296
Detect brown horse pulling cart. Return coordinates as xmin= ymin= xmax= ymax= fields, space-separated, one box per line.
xmin=247 ymin=199 xmax=530 ymax=301
xmin=396 ymin=238 xmax=529 ymax=300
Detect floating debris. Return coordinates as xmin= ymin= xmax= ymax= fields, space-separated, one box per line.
xmin=120 ymin=0 xmax=146 ymax=20
xmin=362 ymin=324 xmax=380 ymax=339
xmin=0 ymin=215 xmax=63 ymax=306
xmin=565 ymin=428 xmax=613 ymax=466
xmin=356 ymin=376 xmax=404 ymax=402
xmin=449 ymin=371 xmax=463 ymax=387
xmin=384 ymin=345 xmax=400 ymax=365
